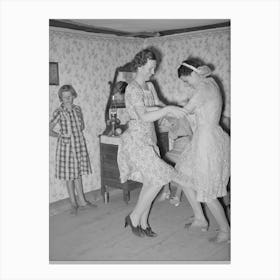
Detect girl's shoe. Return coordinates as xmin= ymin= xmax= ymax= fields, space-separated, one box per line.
xmin=169 ymin=196 xmax=180 ymax=207
xmin=124 ymin=215 xmax=145 ymax=237
xmin=209 ymin=229 xmax=230 ymax=243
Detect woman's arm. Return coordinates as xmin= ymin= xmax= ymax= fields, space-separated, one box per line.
xmin=49 ymin=122 xmax=59 ymax=138
xmin=136 ymin=105 xmax=187 ymax=123
xmin=49 ymin=109 xmax=60 ymax=137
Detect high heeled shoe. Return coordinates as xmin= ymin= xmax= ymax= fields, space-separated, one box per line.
xmin=184 ymin=218 xmax=209 ymax=232
xmin=124 ymin=215 xmax=145 ymax=237
xmin=140 ymin=226 xmax=158 ymax=237
xmin=209 ymin=229 xmax=230 ymax=244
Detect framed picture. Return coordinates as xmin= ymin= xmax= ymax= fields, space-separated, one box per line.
xmin=49 ymin=62 xmax=59 ymax=85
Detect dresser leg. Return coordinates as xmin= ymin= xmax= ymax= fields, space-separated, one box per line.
xmin=101 ymin=185 xmax=107 ymax=203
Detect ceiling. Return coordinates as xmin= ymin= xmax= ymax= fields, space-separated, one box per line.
xmin=69 ymin=19 xmax=228 ymax=33
xmin=50 ymin=19 xmax=230 ymax=38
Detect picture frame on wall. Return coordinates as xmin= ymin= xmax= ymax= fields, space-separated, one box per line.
xmin=49 ymin=62 xmax=59 ymax=85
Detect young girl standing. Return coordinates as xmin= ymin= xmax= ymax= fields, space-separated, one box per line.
xmin=50 ymin=84 xmax=96 ymax=215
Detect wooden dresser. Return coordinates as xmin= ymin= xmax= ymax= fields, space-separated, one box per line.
xmin=99 ymin=131 xmax=169 ymax=204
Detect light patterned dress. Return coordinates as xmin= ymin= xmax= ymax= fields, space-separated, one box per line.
xmin=175 ymin=78 xmax=230 ymax=202
xmin=50 ymin=104 xmax=92 ymax=180
xmin=117 ymin=81 xmax=175 ymax=187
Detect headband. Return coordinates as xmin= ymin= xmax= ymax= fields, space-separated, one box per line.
xmin=181 ymin=62 xmax=199 ymax=73
xmin=180 ymin=62 xmax=212 ymax=77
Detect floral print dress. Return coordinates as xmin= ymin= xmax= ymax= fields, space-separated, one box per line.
xmin=117 ymin=81 xmax=175 ymax=187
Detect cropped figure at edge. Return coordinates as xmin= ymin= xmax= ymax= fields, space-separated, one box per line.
xmin=176 ymin=58 xmax=230 ymax=243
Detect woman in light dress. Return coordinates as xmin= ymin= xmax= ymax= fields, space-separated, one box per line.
xmin=117 ymin=49 xmax=187 ymax=237
xmin=175 ymin=58 xmax=230 ymax=243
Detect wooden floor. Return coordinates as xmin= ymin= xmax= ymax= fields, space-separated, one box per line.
xmin=49 ymin=187 xmax=230 ymax=263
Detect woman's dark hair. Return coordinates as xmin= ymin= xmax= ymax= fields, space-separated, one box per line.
xmin=177 ymin=57 xmax=204 ymax=78
xmin=131 ymin=48 xmax=157 ymax=70
xmin=58 ymin=84 xmax=77 ymax=102
xmin=113 ymin=81 xmax=128 ymax=95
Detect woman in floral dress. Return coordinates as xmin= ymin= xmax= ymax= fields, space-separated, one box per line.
xmin=117 ymin=49 xmax=187 ymax=237
xmin=176 ymin=58 xmax=230 ymax=243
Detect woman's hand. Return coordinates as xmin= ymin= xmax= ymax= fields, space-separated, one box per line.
xmin=165 ymin=106 xmax=188 ymax=119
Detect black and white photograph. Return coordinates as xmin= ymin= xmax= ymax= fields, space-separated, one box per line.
xmin=1 ymin=0 xmax=280 ymax=279
xmin=49 ymin=19 xmax=231 ymax=263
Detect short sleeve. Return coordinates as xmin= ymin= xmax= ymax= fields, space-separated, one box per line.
xmin=50 ymin=108 xmax=61 ymax=127
xmin=125 ymin=83 xmax=146 ymax=119
xmin=126 ymin=83 xmax=144 ymax=107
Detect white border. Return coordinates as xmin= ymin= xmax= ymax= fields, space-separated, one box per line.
xmin=1 ymin=0 xmax=280 ymax=279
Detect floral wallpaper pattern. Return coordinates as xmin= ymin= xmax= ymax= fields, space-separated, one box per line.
xmin=145 ymin=27 xmax=230 ymax=117
xmin=49 ymin=27 xmax=230 ymax=203
xmin=49 ymin=29 xmax=142 ymax=202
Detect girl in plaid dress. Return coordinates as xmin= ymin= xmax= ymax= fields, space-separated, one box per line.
xmin=50 ymin=85 xmax=96 ymax=215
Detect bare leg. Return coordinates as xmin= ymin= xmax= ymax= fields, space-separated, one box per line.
xmin=158 ymin=184 xmax=171 ymax=201
xmin=170 ymin=184 xmax=183 ymax=206
xmin=206 ymin=199 xmax=230 ymax=233
xmin=74 ymin=177 xmax=87 ymax=206
xmin=180 ymin=184 xmax=207 ymax=225
xmin=175 ymin=187 xmax=183 ymax=199
xmin=130 ymin=180 xmax=162 ymax=227
xmin=140 ymin=208 xmax=150 ymax=228
xmin=66 ymin=180 xmax=78 ymax=207
xmin=66 ymin=180 xmax=78 ymax=215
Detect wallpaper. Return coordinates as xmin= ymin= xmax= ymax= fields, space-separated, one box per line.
xmin=49 ymin=27 xmax=230 ymax=203
xmin=145 ymin=27 xmax=230 ymax=117
xmin=49 ymin=29 xmax=142 ymax=203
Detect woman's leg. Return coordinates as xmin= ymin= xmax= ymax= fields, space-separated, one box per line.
xmin=130 ymin=179 xmax=162 ymax=227
xmin=175 ymin=187 xmax=183 ymax=199
xmin=179 ymin=183 xmax=207 ymax=226
xmin=140 ymin=208 xmax=150 ymax=229
xmin=206 ymin=199 xmax=230 ymax=232
xmin=74 ymin=177 xmax=88 ymax=206
xmin=158 ymin=184 xmax=171 ymax=201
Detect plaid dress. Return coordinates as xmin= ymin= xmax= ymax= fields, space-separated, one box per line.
xmin=50 ymin=104 xmax=92 ymax=180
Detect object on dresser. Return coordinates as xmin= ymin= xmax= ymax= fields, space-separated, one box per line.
xmin=107 ymin=94 xmax=121 ymax=137
xmin=103 ymin=62 xmax=136 ymax=136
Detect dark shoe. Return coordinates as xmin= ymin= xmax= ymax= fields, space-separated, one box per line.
xmin=124 ymin=215 xmax=145 ymax=237
xmin=79 ymin=201 xmax=97 ymax=210
xmin=141 ymin=226 xmax=158 ymax=237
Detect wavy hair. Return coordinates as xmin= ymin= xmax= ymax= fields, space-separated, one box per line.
xmin=58 ymin=84 xmax=77 ymax=102
xmin=131 ymin=49 xmax=157 ymax=71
